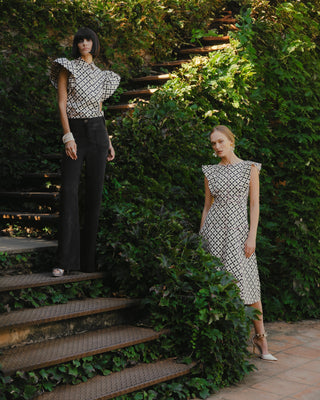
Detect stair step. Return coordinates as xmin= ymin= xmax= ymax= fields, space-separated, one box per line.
xmin=0 ymin=271 xmax=105 ymax=292
xmin=122 ymin=88 xmax=158 ymax=98
xmin=107 ymin=103 xmax=137 ymax=112
xmin=150 ymin=59 xmax=190 ymax=69
xmin=201 ymin=35 xmax=230 ymax=43
xmin=34 ymin=358 xmax=195 ymax=400
xmin=0 ymin=325 xmax=164 ymax=375
xmin=212 ymin=16 xmax=237 ymax=24
xmin=0 ymin=297 xmax=139 ymax=331
xmin=24 ymin=172 xmax=61 ymax=179
xmin=0 ymin=236 xmax=57 ymax=255
xmin=45 ymin=153 xmax=62 ymax=160
xmin=0 ymin=191 xmax=60 ymax=200
xmin=131 ymin=73 xmax=174 ymax=83
xmin=0 ymin=211 xmax=59 ymax=222
xmin=179 ymin=43 xmax=230 ymax=55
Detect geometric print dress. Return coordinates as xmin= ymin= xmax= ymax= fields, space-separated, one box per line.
xmin=200 ymin=160 xmax=261 ymax=305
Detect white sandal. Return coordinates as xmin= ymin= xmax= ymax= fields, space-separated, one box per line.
xmin=52 ymin=268 xmax=66 ymax=277
xmin=252 ymin=333 xmax=278 ymax=361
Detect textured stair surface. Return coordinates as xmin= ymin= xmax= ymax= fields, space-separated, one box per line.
xmin=0 ymin=271 xmax=105 ymax=292
xmin=0 ymin=325 xmax=165 ymax=375
xmin=107 ymin=103 xmax=137 ymax=111
xmin=150 ymin=59 xmax=190 ymax=69
xmin=0 ymin=192 xmax=59 ymax=199
xmin=0 ymin=236 xmax=57 ymax=254
xmin=131 ymin=73 xmax=174 ymax=83
xmin=34 ymin=359 xmax=195 ymax=400
xmin=179 ymin=43 xmax=230 ymax=54
xmin=202 ymin=35 xmax=230 ymax=43
xmin=0 ymin=298 xmax=139 ymax=330
xmin=122 ymin=88 xmax=158 ymax=98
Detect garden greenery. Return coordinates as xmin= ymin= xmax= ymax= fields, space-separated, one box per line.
xmin=0 ymin=0 xmax=228 ymax=188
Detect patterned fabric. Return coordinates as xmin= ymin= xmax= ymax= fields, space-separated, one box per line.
xmin=50 ymin=57 xmax=120 ymax=119
xmin=200 ymin=160 xmax=262 ymax=305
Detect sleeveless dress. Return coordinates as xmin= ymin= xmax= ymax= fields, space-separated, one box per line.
xmin=200 ymin=160 xmax=261 ymax=305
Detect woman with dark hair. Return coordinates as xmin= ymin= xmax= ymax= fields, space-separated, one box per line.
xmin=200 ymin=125 xmax=277 ymax=361
xmin=50 ymin=27 xmax=120 ymax=276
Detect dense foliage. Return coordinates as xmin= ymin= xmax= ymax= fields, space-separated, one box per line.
xmin=100 ymin=0 xmax=320 ymax=324
xmin=1 ymin=0 xmax=320 ymax=398
xmin=0 ymin=0 xmax=228 ymax=188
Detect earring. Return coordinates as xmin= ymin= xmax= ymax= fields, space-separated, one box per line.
xmin=213 ymin=152 xmax=217 ymax=158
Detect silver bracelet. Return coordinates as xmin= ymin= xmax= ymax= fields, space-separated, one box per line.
xmin=62 ymin=132 xmax=74 ymax=144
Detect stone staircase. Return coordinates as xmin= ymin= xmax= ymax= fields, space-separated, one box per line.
xmin=0 ymin=241 xmax=194 ymax=399
xmin=108 ymin=12 xmax=235 ymax=113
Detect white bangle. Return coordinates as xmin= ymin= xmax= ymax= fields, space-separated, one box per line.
xmin=62 ymin=132 xmax=74 ymax=144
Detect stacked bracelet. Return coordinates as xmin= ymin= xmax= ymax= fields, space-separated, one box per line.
xmin=62 ymin=132 xmax=74 ymax=144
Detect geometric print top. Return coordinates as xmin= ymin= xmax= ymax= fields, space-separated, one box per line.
xmin=200 ymin=160 xmax=262 ymax=305
xmin=50 ymin=57 xmax=121 ymax=119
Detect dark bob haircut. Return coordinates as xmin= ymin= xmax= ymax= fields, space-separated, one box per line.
xmin=72 ymin=27 xmax=100 ymax=58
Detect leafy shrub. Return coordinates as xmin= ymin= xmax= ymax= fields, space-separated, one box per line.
xmin=0 ymin=0 xmax=227 ymax=189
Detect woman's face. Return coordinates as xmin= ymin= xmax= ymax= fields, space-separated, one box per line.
xmin=210 ymin=130 xmax=233 ymax=158
xmin=77 ymin=38 xmax=93 ymax=56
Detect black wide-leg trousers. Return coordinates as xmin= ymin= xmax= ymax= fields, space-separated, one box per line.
xmin=59 ymin=116 xmax=109 ymax=272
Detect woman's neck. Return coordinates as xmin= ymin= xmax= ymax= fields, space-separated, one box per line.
xmin=220 ymin=153 xmax=241 ymax=165
xmin=81 ymin=54 xmax=93 ymax=64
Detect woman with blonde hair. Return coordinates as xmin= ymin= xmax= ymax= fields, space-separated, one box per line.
xmin=200 ymin=125 xmax=277 ymax=361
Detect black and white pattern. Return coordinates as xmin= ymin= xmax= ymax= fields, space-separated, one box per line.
xmin=200 ymin=160 xmax=262 ymax=305
xmin=50 ymin=57 xmax=120 ymax=119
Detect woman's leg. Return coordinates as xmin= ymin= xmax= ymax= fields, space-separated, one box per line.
xmin=80 ymin=117 xmax=109 ymax=272
xmin=59 ymin=154 xmax=84 ymax=270
xmin=58 ymin=119 xmax=86 ymax=271
xmin=250 ymin=300 xmax=270 ymax=355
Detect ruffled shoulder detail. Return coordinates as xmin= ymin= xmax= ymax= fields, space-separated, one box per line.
xmin=246 ymin=160 xmax=262 ymax=172
xmin=202 ymin=165 xmax=217 ymax=179
xmin=101 ymin=71 xmax=121 ymax=101
xmin=50 ymin=58 xmax=75 ymax=89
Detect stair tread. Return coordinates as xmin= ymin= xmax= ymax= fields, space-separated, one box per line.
xmin=179 ymin=43 xmax=230 ymax=54
xmin=0 ymin=211 xmax=59 ymax=219
xmin=0 ymin=271 xmax=105 ymax=292
xmin=131 ymin=73 xmax=173 ymax=82
xmin=122 ymin=88 xmax=158 ymax=96
xmin=24 ymin=172 xmax=61 ymax=178
xmin=0 ymin=325 xmax=164 ymax=374
xmin=0 ymin=298 xmax=139 ymax=330
xmin=150 ymin=59 xmax=190 ymax=68
xmin=0 ymin=191 xmax=59 ymax=197
xmin=34 ymin=358 xmax=194 ymax=400
xmin=202 ymin=35 xmax=230 ymax=42
xmin=107 ymin=103 xmax=137 ymax=110
xmin=0 ymin=236 xmax=57 ymax=255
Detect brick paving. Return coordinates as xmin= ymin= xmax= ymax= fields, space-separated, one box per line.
xmin=206 ymin=319 xmax=320 ymax=400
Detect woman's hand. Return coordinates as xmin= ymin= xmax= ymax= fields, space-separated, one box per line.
xmin=65 ymin=140 xmax=77 ymax=160
xmin=107 ymin=143 xmax=115 ymax=161
xmin=244 ymin=234 xmax=256 ymax=258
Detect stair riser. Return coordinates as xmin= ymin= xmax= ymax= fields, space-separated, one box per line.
xmin=0 ymin=308 xmax=140 ymax=349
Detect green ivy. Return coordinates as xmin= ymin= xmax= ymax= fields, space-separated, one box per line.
xmin=0 ymin=0 xmax=228 ymax=190
xmin=1 ymin=279 xmax=110 ymax=313
xmin=0 ymin=341 xmax=167 ymax=400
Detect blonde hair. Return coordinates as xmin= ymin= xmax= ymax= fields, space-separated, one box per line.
xmin=210 ymin=125 xmax=236 ymax=145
